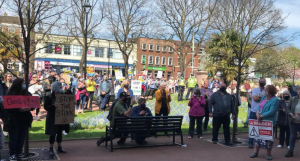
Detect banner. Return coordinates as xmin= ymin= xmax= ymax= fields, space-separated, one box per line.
xmin=2 ymin=96 xmax=40 ymax=109
xmin=131 ymin=80 xmax=142 ymax=95
xmin=61 ymin=74 xmax=71 ymax=84
xmin=157 ymin=71 xmax=163 ymax=78
xmin=87 ymin=66 xmax=95 ymax=76
xmin=55 ymin=94 xmax=75 ymax=125
xmin=249 ymin=119 xmax=273 ymax=141
xmin=115 ymin=69 xmax=123 ymax=79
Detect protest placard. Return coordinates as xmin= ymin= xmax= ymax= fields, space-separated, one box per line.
xmin=115 ymin=69 xmax=123 ymax=79
xmin=55 ymin=94 xmax=75 ymax=125
xmin=131 ymin=80 xmax=142 ymax=95
xmin=61 ymin=74 xmax=71 ymax=84
xmin=157 ymin=71 xmax=163 ymax=78
xmin=249 ymin=119 xmax=273 ymax=141
xmin=2 ymin=96 xmax=40 ymax=109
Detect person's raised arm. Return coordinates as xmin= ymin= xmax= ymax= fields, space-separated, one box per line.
xmin=124 ymin=99 xmax=136 ymax=117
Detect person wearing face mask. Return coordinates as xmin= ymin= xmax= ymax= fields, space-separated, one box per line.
xmin=28 ymin=74 xmax=43 ymax=121
xmin=248 ymin=78 xmax=266 ymax=148
xmin=250 ymin=85 xmax=279 ymax=160
xmin=86 ymin=76 xmax=96 ymax=111
xmin=185 ymin=73 xmax=198 ymax=100
xmin=117 ymin=80 xmax=134 ymax=107
xmin=3 ymin=79 xmax=33 ymax=161
xmin=277 ymin=90 xmax=291 ymax=149
xmin=75 ymin=78 xmax=88 ymax=114
xmin=200 ymin=81 xmax=213 ymax=132
xmin=209 ymin=82 xmax=235 ymax=146
xmin=178 ymin=74 xmax=186 ymax=101
xmin=99 ymin=76 xmax=111 ymax=111
xmin=130 ymin=98 xmax=152 ymax=145
xmin=44 ymin=82 xmax=70 ymax=156
xmin=188 ymin=89 xmax=206 ymax=139
xmin=285 ymin=87 xmax=300 ymax=157
xmin=288 ymin=85 xmax=297 ymax=97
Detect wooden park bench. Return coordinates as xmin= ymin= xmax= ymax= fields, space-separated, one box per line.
xmin=98 ymin=116 xmax=184 ymax=152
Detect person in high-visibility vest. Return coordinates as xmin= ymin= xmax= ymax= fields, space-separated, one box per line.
xmin=177 ymin=74 xmax=185 ymax=101
xmin=185 ymin=73 xmax=198 ymax=100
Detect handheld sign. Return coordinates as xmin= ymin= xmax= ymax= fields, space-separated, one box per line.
xmin=61 ymin=74 xmax=71 ymax=84
xmin=55 ymin=94 xmax=75 ymax=125
xmin=2 ymin=96 xmax=40 ymax=109
xmin=249 ymin=119 xmax=273 ymax=141
xmin=131 ymin=80 xmax=142 ymax=96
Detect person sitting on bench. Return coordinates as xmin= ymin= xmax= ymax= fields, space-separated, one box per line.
xmin=130 ymin=98 xmax=153 ymax=145
xmin=98 ymin=92 xmax=136 ymax=145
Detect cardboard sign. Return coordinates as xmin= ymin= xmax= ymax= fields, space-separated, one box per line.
xmin=61 ymin=74 xmax=71 ymax=84
xmin=157 ymin=71 xmax=163 ymax=78
xmin=55 ymin=94 xmax=75 ymax=125
xmin=87 ymin=67 xmax=95 ymax=76
xmin=2 ymin=96 xmax=40 ymax=109
xmin=131 ymin=80 xmax=142 ymax=95
xmin=249 ymin=119 xmax=273 ymax=141
xmin=115 ymin=69 xmax=123 ymax=79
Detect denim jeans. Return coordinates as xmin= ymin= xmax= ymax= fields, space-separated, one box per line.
xmin=100 ymin=94 xmax=109 ymax=110
xmin=248 ymin=111 xmax=257 ymax=145
xmin=8 ymin=126 xmax=28 ymax=156
xmin=289 ymin=122 xmax=300 ymax=152
xmin=76 ymin=94 xmax=86 ymax=110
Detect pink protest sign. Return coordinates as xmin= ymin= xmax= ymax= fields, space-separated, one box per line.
xmin=2 ymin=96 xmax=41 ymax=109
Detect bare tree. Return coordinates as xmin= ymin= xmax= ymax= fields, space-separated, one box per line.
xmin=155 ymin=0 xmax=218 ymax=75
xmin=0 ymin=0 xmax=4 ymax=9
xmin=2 ymin=0 xmax=68 ymax=156
xmin=212 ymin=0 xmax=296 ymax=143
xmin=107 ymin=0 xmax=151 ymax=79
xmin=65 ymin=0 xmax=105 ymax=74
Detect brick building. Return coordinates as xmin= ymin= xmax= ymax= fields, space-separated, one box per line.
xmin=134 ymin=37 xmax=202 ymax=79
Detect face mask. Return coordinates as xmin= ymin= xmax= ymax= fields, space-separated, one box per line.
xmin=124 ymin=85 xmax=128 ymax=88
xmin=259 ymin=82 xmax=266 ymax=88
xmin=220 ymin=86 xmax=226 ymax=92
xmin=62 ymin=83 xmax=65 ymax=86
xmin=59 ymin=89 xmax=64 ymax=93
xmin=22 ymin=84 xmax=26 ymax=90
xmin=80 ymin=79 xmax=84 ymax=82
xmin=181 ymin=77 xmax=184 ymax=79
xmin=140 ymin=104 xmax=146 ymax=109
xmin=283 ymin=96 xmax=290 ymax=100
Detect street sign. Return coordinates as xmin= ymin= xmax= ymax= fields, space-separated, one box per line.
xmin=249 ymin=119 xmax=273 ymax=141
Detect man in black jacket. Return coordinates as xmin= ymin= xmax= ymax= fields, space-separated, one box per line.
xmin=209 ymin=82 xmax=235 ymax=146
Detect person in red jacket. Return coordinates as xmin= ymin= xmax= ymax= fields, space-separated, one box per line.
xmin=188 ymin=88 xmax=206 ymax=139
xmin=244 ymin=80 xmax=251 ymax=92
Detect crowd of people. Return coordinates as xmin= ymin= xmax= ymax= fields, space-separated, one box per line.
xmin=0 ymin=69 xmax=300 ymax=160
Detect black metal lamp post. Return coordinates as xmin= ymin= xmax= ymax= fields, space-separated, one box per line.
xmin=83 ymin=0 xmax=91 ymax=79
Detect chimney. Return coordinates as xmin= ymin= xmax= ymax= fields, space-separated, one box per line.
xmin=4 ymin=12 xmax=7 ymax=16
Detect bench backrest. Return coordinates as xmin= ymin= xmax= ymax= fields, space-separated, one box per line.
xmin=112 ymin=116 xmax=183 ymax=134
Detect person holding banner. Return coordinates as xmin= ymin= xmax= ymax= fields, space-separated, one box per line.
xmin=28 ymin=74 xmax=43 ymax=121
xmin=3 ymin=78 xmax=33 ymax=160
xmin=285 ymin=87 xmax=300 ymax=157
xmin=44 ymin=82 xmax=69 ymax=156
xmin=250 ymin=85 xmax=279 ymax=160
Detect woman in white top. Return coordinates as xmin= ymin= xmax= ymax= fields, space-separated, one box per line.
xmin=168 ymin=77 xmax=175 ymax=93
xmin=28 ymin=74 xmax=43 ymax=120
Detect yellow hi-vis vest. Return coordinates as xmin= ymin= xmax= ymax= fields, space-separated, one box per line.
xmin=187 ymin=77 xmax=197 ymax=88
xmin=178 ymin=78 xmax=185 ymax=86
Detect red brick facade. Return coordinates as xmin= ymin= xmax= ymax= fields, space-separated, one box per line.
xmin=134 ymin=37 xmax=201 ymax=79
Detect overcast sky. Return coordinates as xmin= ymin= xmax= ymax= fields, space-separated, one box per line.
xmin=275 ymin=0 xmax=300 ymax=47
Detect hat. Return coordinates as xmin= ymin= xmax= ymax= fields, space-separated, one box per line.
xmin=119 ymin=92 xmax=127 ymax=98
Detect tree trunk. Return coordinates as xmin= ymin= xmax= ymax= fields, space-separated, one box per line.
xmin=79 ymin=43 xmax=86 ymax=74
xmin=29 ymin=32 xmax=36 ymax=73
xmin=124 ymin=55 xmax=129 ymax=79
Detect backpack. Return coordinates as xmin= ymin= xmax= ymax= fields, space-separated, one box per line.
xmin=106 ymin=99 xmax=119 ymax=121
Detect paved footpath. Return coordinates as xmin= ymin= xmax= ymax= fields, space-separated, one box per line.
xmin=26 ymin=133 xmax=299 ymax=161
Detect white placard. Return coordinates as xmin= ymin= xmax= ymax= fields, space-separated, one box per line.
xmin=115 ymin=69 xmax=123 ymax=80
xmin=131 ymin=80 xmax=142 ymax=96
xmin=249 ymin=119 xmax=273 ymax=141
xmin=157 ymin=71 xmax=163 ymax=78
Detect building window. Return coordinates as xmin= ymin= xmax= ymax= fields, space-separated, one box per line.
xmin=64 ymin=45 xmax=71 ymax=55
xmin=162 ymin=46 xmax=167 ymax=52
xmin=73 ymin=45 xmax=82 ymax=56
xmin=154 ymin=71 xmax=158 ymax=77
xmin=8 ymin=28 xmax=15 ymax=33
xmin=45 ymin=42 xmax=53 ymax=53
xmin=169 ymin=46 xmax=174 ymax=52
xmin=148 ymin=55 xmax=153 ymax=64
xmin=155 ymin=56 xmax=160 ymax=65
xmin=7 ymin=63 xmax=13 ymax=69
xmin=149 ymin=44 xmax=154 ymax=51
xmin=95 ymin=47 xmax=104 ymax=57
xmin=142 ymin=43 xmax=147 ymax=50
xmin=199 ymin=48 xmax=204 ymax=54
xmin=168 ymin=57 xmax=173 ymax=66
xmin=161 ymin=57 xmax=166 ymax=65
xmin=156 ymin=45 xmax=160 ymax=51
xmin=190 ymin=58 xmax=195 ymax=66
xmin=141 ymin=55 xmax=146 ymax=64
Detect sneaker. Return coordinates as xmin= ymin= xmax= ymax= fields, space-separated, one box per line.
xmin=198 ymin=136 xmax=204 ymax=139
xmin=285 ymin=151 xmax=293 ymax=157
xmin=225 ymin=142 xmax=233 ymax=146
xmin=97 ymin=137 xmax=106 ymax=146
xmin=49 ymin=148 xmax=55 ymax=156
xmin=62 ymin=131 xmax=68 ymax=135
xmin=267 ymin=155 xmax=272 ymax=160
xmin=188 ymin=136 xmax=192 ymax=139
xmin=35 ymin=115 xmax=41 ymax=121
xmin=17 ymin=153 xmax=27 ymax=160
xmin=277 ymin=145 xmax=283 ymax=148
xmin=57 ymin=146 xmax=67 ymax=153
xmin=249 ymin=153 xmax=258 ymax=158
xmin=9 ymin=155 xmax=17 ymax=161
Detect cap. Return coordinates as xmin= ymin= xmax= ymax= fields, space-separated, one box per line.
xmin=119 ymin=92 xmax=127 ymax=98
